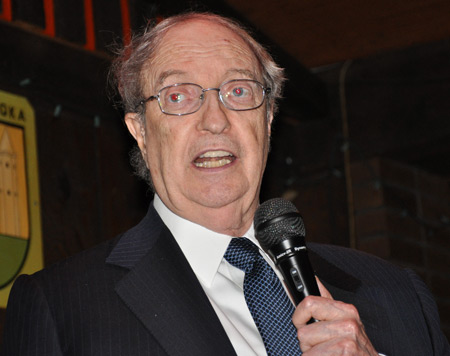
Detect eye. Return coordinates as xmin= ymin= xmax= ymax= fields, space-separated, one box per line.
xmin=168 ymin=93 xmax=185 ymax=103
xmin=231 ymin=87 xmax=248 ymax=97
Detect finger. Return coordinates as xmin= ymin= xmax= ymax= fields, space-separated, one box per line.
xmin=298 ymin=317 xmax=365 ymax=351
xmin=315 ymin=277 xmax=333 ymax=300
xmin=301 ymin=335 xmax=374 ymax=356
xmin=301 ymin=336 xmax=351 ymax=355
xmin=293 ymin=296 xmax=360 ymax=326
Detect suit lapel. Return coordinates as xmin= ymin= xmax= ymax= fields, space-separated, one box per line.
xmin=106 ymin=206 xmax=236 ymax=356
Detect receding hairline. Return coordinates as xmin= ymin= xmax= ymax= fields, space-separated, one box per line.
xmin=139 ymin=17 xmax=265 ymax=98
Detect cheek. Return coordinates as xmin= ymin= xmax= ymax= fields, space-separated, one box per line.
xmin=144 ymin=120 xmax=171 ymax=167
xmin=147 ymin=113 xmax=172 ymax=145
xmin=146 ymin=119 xmax=189 ymax=170
xmin=240 ymin=122 xmax=269 ymax=177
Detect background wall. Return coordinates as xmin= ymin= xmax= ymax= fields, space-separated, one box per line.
xmin=0 ymin=0 xmax=449 ymax=343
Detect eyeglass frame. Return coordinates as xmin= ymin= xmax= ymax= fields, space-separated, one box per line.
xmin=136 ymin=79 xmax=272 ymax=116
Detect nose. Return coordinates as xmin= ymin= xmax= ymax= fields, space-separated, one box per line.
xmin=196 ymin=88 xmax=231 ymax=134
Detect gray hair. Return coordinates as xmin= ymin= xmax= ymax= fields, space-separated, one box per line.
xmin=110 ymin=12 xmax=285 ymax=187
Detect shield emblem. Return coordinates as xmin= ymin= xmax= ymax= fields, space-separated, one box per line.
xmin=0 ymin=124 xmax=29 ymax=288
xmin=0 ymin=90 xmax=43 ymax=307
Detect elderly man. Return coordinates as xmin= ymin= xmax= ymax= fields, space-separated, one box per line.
xmin=2 ymin=12 xmax=449 ymax=356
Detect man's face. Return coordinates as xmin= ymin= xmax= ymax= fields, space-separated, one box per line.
xmin=126 ymin=19 xmax=273 ymax=236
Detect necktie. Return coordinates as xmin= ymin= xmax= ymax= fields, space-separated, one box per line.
xmin=224 ymin=237 xmax=302 ymax=355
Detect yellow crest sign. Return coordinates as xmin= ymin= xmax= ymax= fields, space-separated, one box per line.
xmin=0 ymin=90 xmax=43 ymax=308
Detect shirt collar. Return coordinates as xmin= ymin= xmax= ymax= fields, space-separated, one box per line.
xmin=154 ymin=195 xmax=259 ymax=288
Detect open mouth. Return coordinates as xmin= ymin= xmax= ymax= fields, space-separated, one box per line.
xmin=193 ymin=150 xmax=236 ymax=168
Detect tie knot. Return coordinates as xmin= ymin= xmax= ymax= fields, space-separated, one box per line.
xmin=224 ymin=237 xmax=261 ymax=273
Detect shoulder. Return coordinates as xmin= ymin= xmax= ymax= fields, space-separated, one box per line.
xmin=25 ymin=203 xmax=163 ymax=285
xmin=307 ymin=243 xmax=450 ymax=355
xmin=10 ymin=235 xmax=123 ymax=301
xmin=307 ymin=242 xmax=406 ymax=284
xmin=306 ymin=242 xmax=424 ymax=316
xmin=308 ymin=242 xmax=394 ymax=268
xmin=10 ymin=204 xmax=164 ymax=302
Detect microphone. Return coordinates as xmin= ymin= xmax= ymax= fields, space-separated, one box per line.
xmin=254 ymin=198 xmax=320 ymax=307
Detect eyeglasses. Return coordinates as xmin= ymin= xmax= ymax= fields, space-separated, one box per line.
xmin=137 ymin=79 xmax=271 ymax=116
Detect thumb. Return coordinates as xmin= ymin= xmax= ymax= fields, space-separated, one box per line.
xmin=315 ymin=277 xmax=333 ymax=299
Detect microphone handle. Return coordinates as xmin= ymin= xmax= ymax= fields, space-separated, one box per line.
xmin=267 ymin=236 xmax=320 ymax=323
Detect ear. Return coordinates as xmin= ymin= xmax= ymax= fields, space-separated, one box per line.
xmin=125 ymin=113 xmax=146 ymax=152
xmin=267 ymin=106 xmax=274 ymax=137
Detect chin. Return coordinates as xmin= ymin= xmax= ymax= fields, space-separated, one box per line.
xmin=191 ymin=188 xmax=247 ymax=210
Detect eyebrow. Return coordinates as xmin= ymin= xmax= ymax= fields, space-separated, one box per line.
xmin=156 ymin=70 xmax=187 ymax=85
xmin=225 ymin=68 xmax=257 ymax=79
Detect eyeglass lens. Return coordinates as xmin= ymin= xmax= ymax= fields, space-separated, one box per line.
xmin=159 ymin=80 xmax=264 ymax=115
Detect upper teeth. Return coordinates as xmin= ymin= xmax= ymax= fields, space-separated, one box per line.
xmin=199 ymin=150 xmax=233 ymax=158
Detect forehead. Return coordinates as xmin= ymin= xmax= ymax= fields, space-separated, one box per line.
xmin=146 ymin=19 xmax=260 ymax=89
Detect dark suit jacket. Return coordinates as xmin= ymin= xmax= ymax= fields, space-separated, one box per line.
xmin=2 ymin=205 xmax=449 ymax=355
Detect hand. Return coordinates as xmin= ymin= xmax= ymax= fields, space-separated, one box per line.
xmin=292 ymin=279 xmax=378 ymax=355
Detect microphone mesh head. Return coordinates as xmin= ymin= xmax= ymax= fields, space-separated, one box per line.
xmin=254 ymin=198 xmax=306 ymax=251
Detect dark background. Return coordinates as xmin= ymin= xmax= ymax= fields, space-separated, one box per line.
xmin=1 ymin=0 xmax=449 ymax=342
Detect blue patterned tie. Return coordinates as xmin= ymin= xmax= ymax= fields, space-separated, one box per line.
xmin=224 ymin=237 xmax=302 ymax=355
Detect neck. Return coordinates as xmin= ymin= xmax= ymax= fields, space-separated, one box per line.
xmin=155 ymin=194 xmax=257 ymax=237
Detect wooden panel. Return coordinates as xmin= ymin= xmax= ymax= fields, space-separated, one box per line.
xmin=12 ymin=0 xmax=45 ymax=28
xmin=344 ymin=40 xmax=450 ymax=169
xmin=225 ymin=0 xmax=450 ymax=67
xmin=54 ymin=0 xmax=86 ymax=44
xmin=0 ymin=21 xmax=113 ymax=116
xmin=97 ymin=115 xmax=150 ymax=240
xmin=37 ymin=102 xmax=100 ymax=263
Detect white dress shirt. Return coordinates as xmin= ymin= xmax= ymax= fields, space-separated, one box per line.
xmin=154 ymin=195 xmax=289 ymax=356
